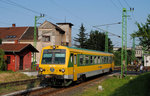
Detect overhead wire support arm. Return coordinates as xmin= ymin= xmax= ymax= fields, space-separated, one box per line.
xmin=93 ymin=23 xmax=121 ymax=52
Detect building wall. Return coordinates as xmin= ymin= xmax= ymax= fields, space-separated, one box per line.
xmin=57 ymin=24 xmax=72 ymax=47
xmin=7 ymin=54 xmax=20 ymax=72
xmin=135 ymin=46 xmax=143 ymax=57
xmin=23 ymin=51 xmax=31 ymax=70
xmin=6 ymin=50 xmax=32 ymax=72
xmin=144 ymin=55 xmax=150 ymax=66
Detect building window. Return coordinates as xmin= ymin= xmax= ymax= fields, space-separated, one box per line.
xmin=6 ymin=56 xmax=11 ymax=64
xmin=42 ymin=36 xmax=50 ymax=42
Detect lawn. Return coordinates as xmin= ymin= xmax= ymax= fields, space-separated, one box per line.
xmin=76 ymin=72 xmax=150 ymax=96
xmin=0 ymin=71 xmax=39 ymax=95
xmin=0 ymin=71 xmax=36 ymax=83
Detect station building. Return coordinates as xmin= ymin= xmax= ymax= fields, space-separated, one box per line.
xmin=0 ymin=21 xmax=73 ymax=71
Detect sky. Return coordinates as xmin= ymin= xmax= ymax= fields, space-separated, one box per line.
xmin=0 ymin=0 xmax=150 ymax=47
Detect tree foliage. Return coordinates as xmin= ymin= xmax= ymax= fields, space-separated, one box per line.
xmin=74 ymin=23 xmax=87 ymax=48
xmin=74 ymin=25 xmax=113 ymax=52
xmin=0 ymin=49 xmax=7 ymax=71
xmin=85 ymin=30 xmax=113 ymax=52
xmin=132 ymin=14 xmax=150 ymax=50
xmin=113 ymin=48 xmax=132 ymax=66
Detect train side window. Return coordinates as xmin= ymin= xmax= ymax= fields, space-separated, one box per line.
xmin=85 ymin=55 xmax=89 ymax=65
xmin=104 ymin=56 xmax=107 ymax=63
xmin=108 ymin=56 xmax=110 ymax=63
xmin=83 ymin=55 xmax=86 ymax=65
xmin=105 ymin=56 xmax=107 ymax=63
xmin=110 ymin=56 xmax=113 ymax=63
xmin=94 ymin=56 xmax=97 ymax=64
xmin=90 ymin=56 xmax=93 ymax=64
xmin=70 ymin=54 xmax=73 ymax=63
xmin=74 ymin=55 xmax=77 ymax=65
xmin=101 ymin=56 xmax=104 ymax=64
xmin=109 ymin=56 xmax=112 ymax=63
xmin=98 ymin=56 xmax=100 ymax=64
xmin=79 ymin=55 xmax=83 ymax=65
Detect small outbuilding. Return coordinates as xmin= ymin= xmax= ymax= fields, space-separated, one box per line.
xmin=0 ymin=43 xmax=38 ymax=72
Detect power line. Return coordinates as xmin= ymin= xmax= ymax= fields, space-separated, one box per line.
xmin=118 ymin=0 xmax=124 ymax=8
xmin=50 ymin=0 xmax=87 ymax=23
xmin=110 ymin=0 xmax=121 ymax=12
xmin=0 ymin=0 xmax=60 ymax=22
xmin=124 ymin=0 xmax=131 ymax=8
xmin=0 ymin=21 xmax=11 ymax=25
xmin=2 ymin=0 xmax=40 ymax=14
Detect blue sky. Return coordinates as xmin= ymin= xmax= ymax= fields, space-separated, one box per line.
xmin=0 ymin=0 xmax=150 ymax=47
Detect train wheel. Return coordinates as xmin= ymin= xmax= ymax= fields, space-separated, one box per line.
xmin=109 ymin=68 xmax=112 ymax=73
xmin=77 ymin=74 xmax=86 ymax=83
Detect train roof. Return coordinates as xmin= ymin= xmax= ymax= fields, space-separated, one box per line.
xmin=66 ymin=46 xmax=113 ymax=55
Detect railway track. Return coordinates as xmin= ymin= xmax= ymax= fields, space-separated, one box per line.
xmin=0 ymin=78 xmax=40 ymax=88
xmin=5 ymin=73 xmax=116 ymax=96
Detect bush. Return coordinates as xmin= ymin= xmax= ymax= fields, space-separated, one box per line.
xmin=0 ymin=49 xmax=7 ymax=71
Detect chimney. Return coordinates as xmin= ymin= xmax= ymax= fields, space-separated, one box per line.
xmin=57 ymin=23 xmax=73 ymax=47
xmin=12 ymin=24 xmax=16 ymax=27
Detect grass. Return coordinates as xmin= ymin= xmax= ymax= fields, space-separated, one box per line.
xmin=75 ymin=72 xmax=150 ymax=96
xmin=0 ymin=71 xmax=39 ymax=95
xmin=0 ymin=80 xmax=40 ymax=95
xmin=0 ymin=71 xmax=36 ymax=83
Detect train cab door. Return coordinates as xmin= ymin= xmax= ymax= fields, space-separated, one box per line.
xmin=73 ymin=53 xmax=78 ymax=81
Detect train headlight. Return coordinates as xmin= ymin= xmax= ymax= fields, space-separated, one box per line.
xmin=40 ymin=68 xmax=43 ymax=72
xmin=61 ymin=68 xmax=65 ymax=73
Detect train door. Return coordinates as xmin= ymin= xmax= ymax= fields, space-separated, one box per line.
xmin=73 ymin=53 xmax=77 ymax=81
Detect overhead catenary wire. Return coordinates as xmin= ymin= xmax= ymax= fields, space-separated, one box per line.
xmin=118 ymin=0 xmax=124 ymax=8
xmin=0 ymin=0 xmax=62 ymax=22
xmin=122 ymin=0 xmax=137 ymax=22
xmin=50 ymin=0 xmax=89 ymax=24
xmin=124 ymin=0 xmax=131 ymax=8
xmin=110 ymin=0 xmax=122 ymax=12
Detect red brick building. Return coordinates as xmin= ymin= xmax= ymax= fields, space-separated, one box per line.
xmin=0 ymin=44 xmax=38 ymax=71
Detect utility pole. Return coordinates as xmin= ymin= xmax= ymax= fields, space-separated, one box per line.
xmin=33 ymin=14 xmax=44 ymax=68
xmin=121 ymin=8 xmax=134 ymax=78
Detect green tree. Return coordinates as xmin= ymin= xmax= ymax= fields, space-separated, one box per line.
xmin=74 ymin=23 xmax=87 ymax=48
xmin=85 ymin=30 xmax=113 ymax=52
xmin=0 ymin=49 xmax=7 ymax=71
xmin=132 ymin=14 xmax=150 ymax=50
xmin=113 ymin=48 xmax=121 ymax=66
xmin=114 ymin=48 xmax=132 ymax=66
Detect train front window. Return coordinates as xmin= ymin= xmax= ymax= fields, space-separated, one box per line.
xmin=54 ymin=53 xmax=65 ymax=64
xmin=42 ymin=53 xmax=52 ymax=64
xmin=41 ymin=49 xmax=66 ymax=64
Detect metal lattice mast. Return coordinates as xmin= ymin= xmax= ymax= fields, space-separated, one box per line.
xmin=105 ymin=31 xmax=108 ymax=52
xmin=121 ymin=8 xmax=127 ymax=78
xmin=132 ymin=37 xmax=135 ymax=62
xmin=33 ymin=14 xmax=44 ymax=67
xmin=121 ymin=8 xmax=134 ymax=78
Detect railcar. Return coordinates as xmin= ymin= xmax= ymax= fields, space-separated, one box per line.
xmin=38 ymin=45 xmax=114 ymax=86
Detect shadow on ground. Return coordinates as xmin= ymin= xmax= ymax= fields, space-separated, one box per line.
xmin=110 ymin=72 xmax=150 ymax=96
